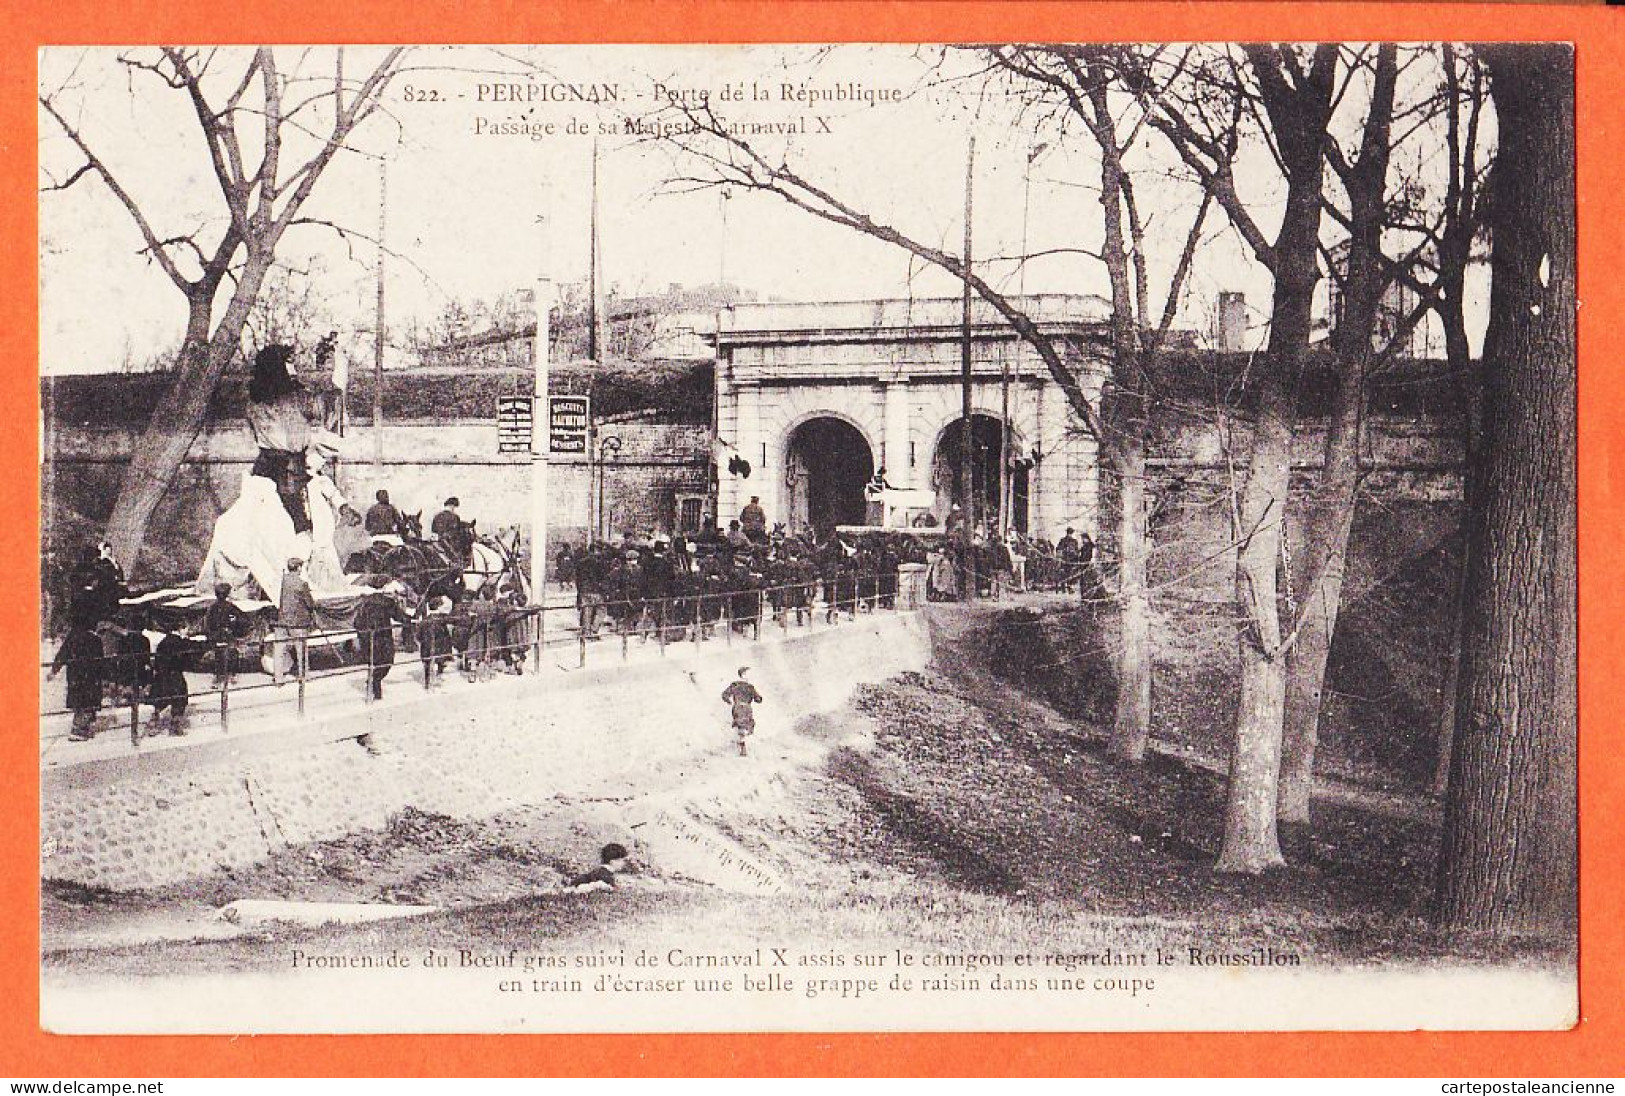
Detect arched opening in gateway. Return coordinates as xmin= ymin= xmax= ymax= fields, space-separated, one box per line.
xmin=785 ymin=417 xmax=875 ymax=534
xmin=933 ymin=414 xmax=1029 ymax=534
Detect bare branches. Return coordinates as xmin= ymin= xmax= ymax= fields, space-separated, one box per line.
xmin=271 ymin=47 xmax=404 ymax=240
xmin=40 ymin=161 xmax=94 ymax=192
xmin=162 ymin=48 xmax=253 ymax=241
xmin=38 ymin=92 xmax=191 ymax=292
xmin=655 ymin=96 xmax=1124 ymax=464
xmin=1136 ymin=65 xmax=1278 ymax=271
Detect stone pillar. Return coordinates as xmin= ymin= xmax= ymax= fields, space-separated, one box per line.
xmin=1030 ymin=381 xmax=1049 ymax=538
xmin=730 ymin=381 xmax=775 ymax=530
xmin=715 ymin=359 xmax=741 ymax=535
xmin=1035 ymin=377 xmax=1074 ymax=541
xmin=883 ymin=382 xmax=912 ymax=487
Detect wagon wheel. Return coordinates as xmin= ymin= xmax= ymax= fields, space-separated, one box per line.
xmin=382 ymin=544 xmax=431 ymax=598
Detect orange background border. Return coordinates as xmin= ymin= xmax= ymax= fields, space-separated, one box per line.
xmin=2 ymin=1 xmax=1619 ymax=1078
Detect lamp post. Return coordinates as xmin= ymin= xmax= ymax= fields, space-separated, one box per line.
xmin=597 ymin=434 xmax=623 ymax=543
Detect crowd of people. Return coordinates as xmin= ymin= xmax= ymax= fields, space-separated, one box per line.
xmin=924 ymin=517 xmax=1101 ymax=602
xmin=46 ymin=489 xmax=535 ymax=744
xmin=48 ymin=547 xmax=206 ymax=742
xmin=45 ymin=486 xmax=1102 ymax=746
xmin=557 ymin=515 xmax=925 ymax=645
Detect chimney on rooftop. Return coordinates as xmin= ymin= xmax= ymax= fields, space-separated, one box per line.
xmin=1217 ymin=291 xmax=1247 ymax=352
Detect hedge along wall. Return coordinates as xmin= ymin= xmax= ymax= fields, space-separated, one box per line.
xmin=40 ymin=611 xmax=930 ymax=892
xmin=42 ymin=418 xmax=710 ymax=589
xmin=41 ymin=362 xmax=714 ymax=586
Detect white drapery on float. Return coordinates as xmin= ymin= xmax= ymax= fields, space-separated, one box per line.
xmin=194 ymin=429 xmax=372 ymax=631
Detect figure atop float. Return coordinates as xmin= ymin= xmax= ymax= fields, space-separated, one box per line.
xmin=196 ymin=341 xmax=364 ymax=604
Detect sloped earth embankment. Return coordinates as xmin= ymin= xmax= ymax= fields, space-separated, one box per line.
xmin=44 ymin=605 xmax=1566 ymax=970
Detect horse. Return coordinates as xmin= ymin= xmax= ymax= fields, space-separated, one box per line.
xmin=355 ymin=510 xmax=525 ymax=605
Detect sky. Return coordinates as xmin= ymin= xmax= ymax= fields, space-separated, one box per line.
xmin=37 ymin=44 xmax=1489 ymax=375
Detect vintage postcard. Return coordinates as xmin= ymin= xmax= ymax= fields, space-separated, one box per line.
xmin=35 ymin=41 xmax=1577 ymax=1035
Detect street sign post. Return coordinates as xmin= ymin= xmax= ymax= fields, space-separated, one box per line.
xmin=496 ymin=396 xmax=534 ymax=454
xmin=548 ymin=395 xmax=590 ymax=454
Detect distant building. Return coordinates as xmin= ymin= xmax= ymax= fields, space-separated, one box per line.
xmin=714 ymin=295 xmax=1114 ymax=539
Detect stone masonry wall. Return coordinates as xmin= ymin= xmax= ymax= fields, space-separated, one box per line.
xmin=41 ymin=612 xmax=930 ymax=892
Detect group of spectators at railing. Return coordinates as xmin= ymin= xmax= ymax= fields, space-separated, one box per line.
xmin=557 ymin=525 xmax=925 ymax=644
xmin=43 ymin=532 xmax=541 ymax=745
xmin=43 ymin=512 xmax=1103 ymax=749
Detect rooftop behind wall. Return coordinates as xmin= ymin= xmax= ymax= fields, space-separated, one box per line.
xmin=717 ymin=294 xmax=1113 ymax=343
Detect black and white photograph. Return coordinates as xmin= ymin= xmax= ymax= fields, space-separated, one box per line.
xmin=36 ymin=42 xmax=1577 ymax=1033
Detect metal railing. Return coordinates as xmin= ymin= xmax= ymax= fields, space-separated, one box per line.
xmin=40 ymin=571 xmax=922 ymax=754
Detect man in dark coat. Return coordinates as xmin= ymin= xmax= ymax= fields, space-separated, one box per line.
xmin=574 ymin=547 xmax=605 ymax=639
xmin=203 ymin=582 xmax=248 ymax=686
xmin=275 ymin=557 xmax=317 ymax=684
xmin=1076 ymin=530 xmax=1098 ymax=601
xmin=355 ymin=591 xmax=411 ymax=700
xmin=721 ymin=666 xmax=764 ymax=757
xmin=49 ymin=621 xmax=107 ymax=741
xmin=418 ymin=596 xmax=455 ymax=688
xmin=364 ymin=490 xmax=403 ymax=536
xmin=431 ymin=497 xmax=469 ymax=559
xmin=68 ymin=544 xmax=124 ymax=628
xmin=147 ymin=631 xmax=195 ymax=736
xmin=1056 ymin=528 xmax=1081 ymax=593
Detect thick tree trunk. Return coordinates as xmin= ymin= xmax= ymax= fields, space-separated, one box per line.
xmin=1278 ymin=44 xmax=1395 ymax=824
xmin=1084 ymin=68 xmax=1156 ymax=764
xmin=1112 ymin=436 xmax=1153 ymax=761
xmin=104 ymin=255 xmax=273 ymax=576
xmin=1278 ymin=373 xmax=1360 ymax=823
xmin=1213 ymin=44 xmax=1337 ymax=873
xmin=1434 ymin=44 xmax=1577 ymax=936
xmin=1216 ymin=368 xmax=1295 ymax=873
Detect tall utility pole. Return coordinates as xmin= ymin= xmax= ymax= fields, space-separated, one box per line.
xmin=959 ymin=135 xmax=977 ymax=601
xmin=1006 ymin=141 xmax=1045 ymax=538
xmin=372 ymin=156 xmax=388 ymax=475
xmin=719 ymin=188 xmax=731 ymax=288
xmin=586 ymin=137 xmax=603 ymax=547
xmin=587 ymin=136 xmax=605 ymax=363
xmin=531 ymin=179 xmax=553 ymax=608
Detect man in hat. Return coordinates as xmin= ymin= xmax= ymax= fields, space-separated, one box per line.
xmin=431 ymin=497 xmax=462 ymax=539
xmin=204 ymin=582 xmax=248 ymax=687
xmin=432 ymin=497 xmax=470 ymax=560
xmin=721 ymin=666 xmax=764 ymax=757
xmin=274 ymin=557 xmax=317 ymax=684
xmin=365 ymin=489 xmax=403 ymax=537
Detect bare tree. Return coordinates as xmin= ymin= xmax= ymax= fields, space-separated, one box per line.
xmin=1429 ymin=44 xmax=1493 ymax=796
xmin=40 ymin=46 xmax=405 ymax=573
xmin=987 ymin=44 xmax=1214 ymax=763
xmin=1140 ymin=44 xmax=1341 ymax=871
xmin=1434 ymin=43 xmax=1576 ymax=936
xmin=1275 ymin=44 xmax=1401 ymax=824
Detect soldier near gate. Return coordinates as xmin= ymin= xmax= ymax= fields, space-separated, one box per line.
xmin=721 ymin=666 xmax=764 ymax=757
